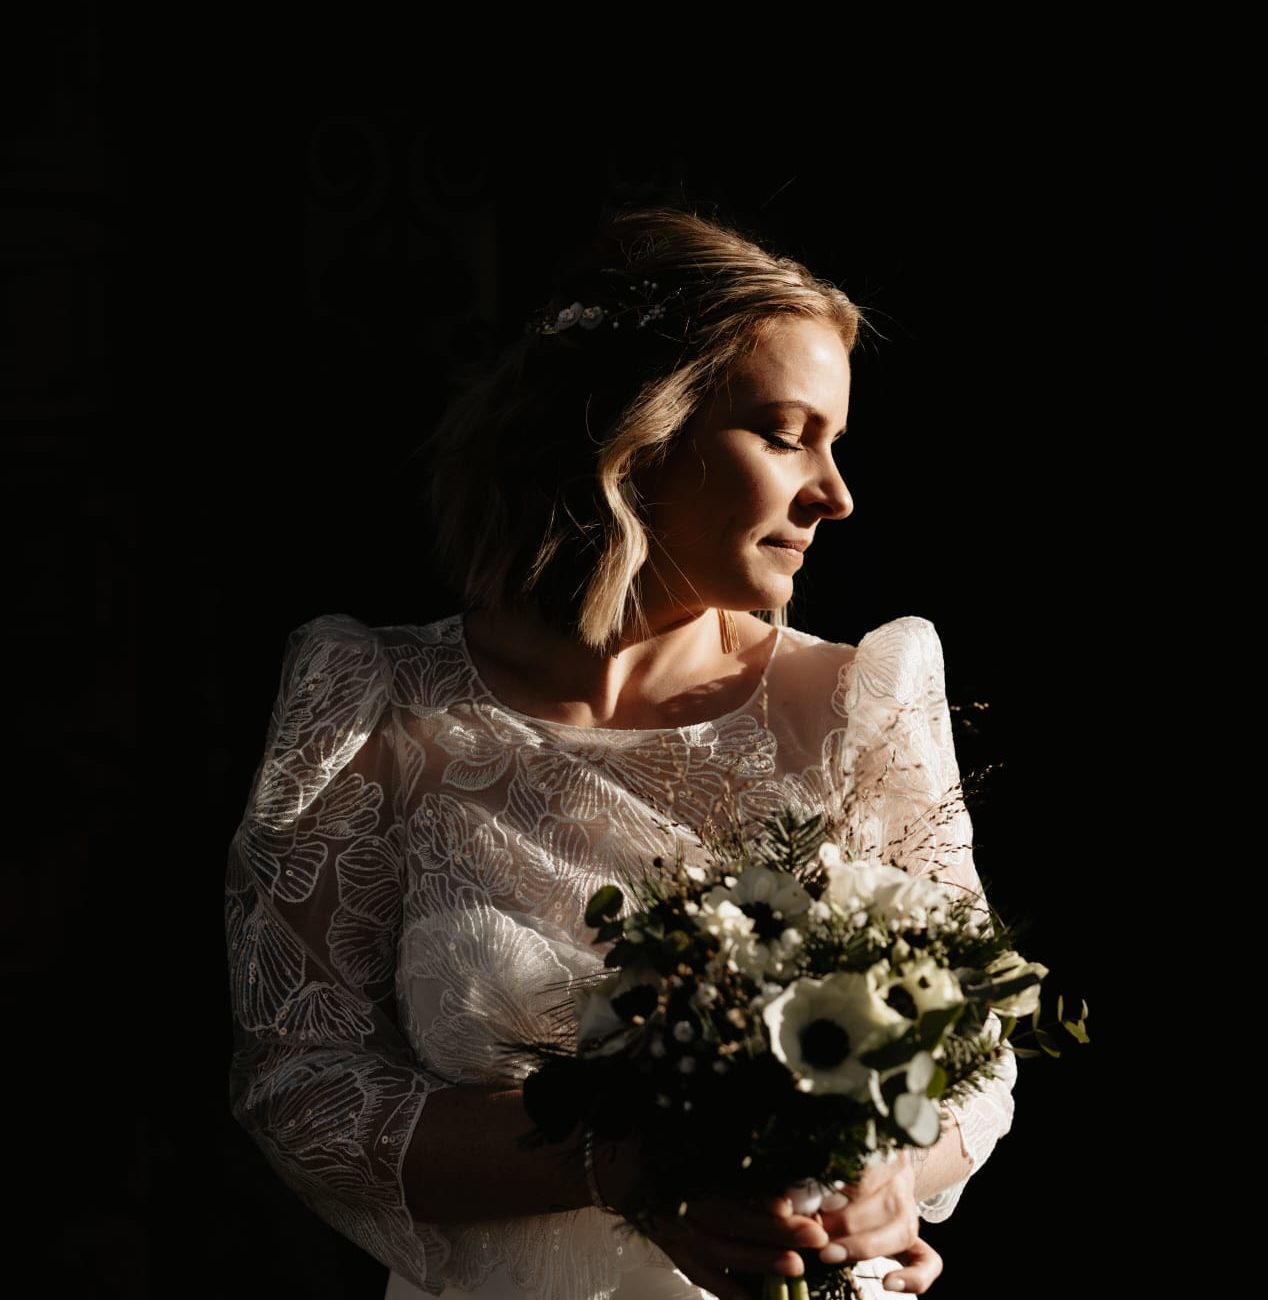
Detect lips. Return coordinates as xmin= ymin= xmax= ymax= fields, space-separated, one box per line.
xmin=761 ymin=538 xmax=810 ymax=552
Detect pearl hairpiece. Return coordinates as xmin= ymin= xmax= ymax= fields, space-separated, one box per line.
xmin=526 ymin=274 xmax=685 ymax=337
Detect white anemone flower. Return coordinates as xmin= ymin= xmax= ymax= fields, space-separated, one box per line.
xmin=574 ymin=965 xmax=660 ymax=1057
xmin=702 ymin=866 xmax=811 ymax=978
xmin=884 ymin=956 xmax=965 ymax=1022
xmin=762 ymin=968 xmax=909 ymax=1098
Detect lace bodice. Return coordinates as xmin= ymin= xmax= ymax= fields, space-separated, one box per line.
xmin=224 ymin=611 xmax=1018 ymax=1298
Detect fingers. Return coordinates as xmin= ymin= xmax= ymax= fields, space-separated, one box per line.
xmin=646 ymin=1200 xmax=825 ymax=1285
xmin=684 ymin=1195 xmax=829 ymax=1252
xmin=650 ymin=1212 xmax=811 ymax=1278
xmin=838 ymin=1149 xmax=913 ymax=1200
xmin=878 ymin=1235 xmax=944 ymax=1295
xmin=816 ymin=1192 xmax=920 ymax=1266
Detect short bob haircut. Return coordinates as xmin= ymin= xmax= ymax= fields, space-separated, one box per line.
xmin=420 ymin=206 xmax=862 ymax=655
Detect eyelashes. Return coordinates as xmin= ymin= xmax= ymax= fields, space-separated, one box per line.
xmin=758 ymin=431 xmax=848 ymax=459
xmin=759 ymin=432 xmax=801 ymax=454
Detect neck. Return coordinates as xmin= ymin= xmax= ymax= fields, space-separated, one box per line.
xmin=462 ymin=602 xmax=760 ymax=730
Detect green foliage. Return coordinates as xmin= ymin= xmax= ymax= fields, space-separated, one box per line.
xmin=927 ymin=1061 xmax=948 ymax=1099
xmin=1059 ymin=996 xmax=1091 ymax=1044
xmin=860 ymin=1003 xmax=965 ymax=1071
xmin=752 ymin=809 xmax=828 ymax=875
xmin=585 ymin=885 xmax=624 ymax=929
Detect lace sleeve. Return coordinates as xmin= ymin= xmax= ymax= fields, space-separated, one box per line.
xmin=224 ymin=613 xmax=453 ymax=1290
xmin=835 ymin=616 xmax=1019 ymax=1225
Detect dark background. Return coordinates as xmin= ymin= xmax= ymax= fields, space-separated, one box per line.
xmin=9 ymin=6 xmax=1234 ymax=1297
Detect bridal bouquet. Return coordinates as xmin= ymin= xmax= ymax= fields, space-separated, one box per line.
xmin=518 ymin=806 xmax=1087 ymax=1300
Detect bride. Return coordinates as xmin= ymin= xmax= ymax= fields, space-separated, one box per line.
xmin=225 ymin=207 xmax=1017 ymax=1299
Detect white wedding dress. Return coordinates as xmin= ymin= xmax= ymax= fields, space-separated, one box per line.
xmin=225 ymin=611 xmax=1018 ymax=1300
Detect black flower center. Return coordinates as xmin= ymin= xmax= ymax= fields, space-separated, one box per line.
xmin=800 ymin=1017 xmax=852 ymax=1069
xmin=741 ymin=900 xmax=784 ymax=942
xmin=886 ymin=986 xmax=918 ymax=1020
xmin=612 ymin=985 xmax=659 ymax=1022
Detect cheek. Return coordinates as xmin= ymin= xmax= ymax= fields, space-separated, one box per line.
xmin=644 ymin=439 xmax=781 ymax=543
xmin=694 ymin=441 xmax=779 ymax=509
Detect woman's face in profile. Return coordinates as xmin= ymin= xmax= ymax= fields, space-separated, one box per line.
xmin=637 ymin=316 xmax=853 ymax=618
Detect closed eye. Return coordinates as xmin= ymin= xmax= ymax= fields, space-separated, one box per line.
xmin=759 ymin=431 xmax=801 ymax=454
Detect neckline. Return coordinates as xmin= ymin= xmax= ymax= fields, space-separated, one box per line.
xmin=455 ymin=614 xmax=784 ymax=736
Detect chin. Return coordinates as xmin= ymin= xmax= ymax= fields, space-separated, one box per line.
xmin=730 ymin=580 xmax=793 ymax=613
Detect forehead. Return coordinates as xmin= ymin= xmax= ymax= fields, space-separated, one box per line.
xmin=720 ymin=317 xmax=851 ymax=413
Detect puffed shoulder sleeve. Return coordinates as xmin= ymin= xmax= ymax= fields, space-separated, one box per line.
xmin=224 ymin=613 xmax=453 ymax=1290
xmin=832 ymin=616 xmax=1018 ymax=1224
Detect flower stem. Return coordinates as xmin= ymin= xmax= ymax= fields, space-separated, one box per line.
xmin=763 ymin=1277 xmax=790 ymax=1300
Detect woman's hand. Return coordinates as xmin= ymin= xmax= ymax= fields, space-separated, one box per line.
xmin=809 ymin=1151 xmax=945 ymax=1294
xmin=594 ymin=1137 xmax=828 ymax=1300
xmin=643 ymin=1193 xmax=830 ymax=1300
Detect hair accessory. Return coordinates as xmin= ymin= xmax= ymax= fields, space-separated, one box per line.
xmin=583 ymin=1125 xmax=621 ymax=1214
xmin=526 ymin=272 xmax=686 ymax=338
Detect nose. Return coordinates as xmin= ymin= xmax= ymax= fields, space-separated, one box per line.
xmin=799 ymin=450 xmax=853 ymax=522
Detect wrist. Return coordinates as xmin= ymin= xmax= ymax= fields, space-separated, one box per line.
xmin=583 ymin=1127 xmax=641 ymax=1218
xmin=583 ymin=1126 xmax=621 ymax=1214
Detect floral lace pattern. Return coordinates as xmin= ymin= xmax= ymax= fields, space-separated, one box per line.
xmin=225 ymin=612 xmax=1017 ymax=1299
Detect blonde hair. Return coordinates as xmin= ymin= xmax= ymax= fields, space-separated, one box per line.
xmin=420 ymin=206 xmax=862 ymax=653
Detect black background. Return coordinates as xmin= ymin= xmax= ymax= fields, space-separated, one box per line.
xmin=8 ymin=7 xmax=1238 ymax=1297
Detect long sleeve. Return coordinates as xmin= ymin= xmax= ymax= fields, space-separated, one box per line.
xmin=834 ymin=616 xmax=1018 ymax=1225
xmin=224 ymin=613 xmax=454 ymax=1290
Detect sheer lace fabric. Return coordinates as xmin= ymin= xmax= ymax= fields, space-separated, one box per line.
xmin=225 ymin=612 xmax=1017 ymax=1300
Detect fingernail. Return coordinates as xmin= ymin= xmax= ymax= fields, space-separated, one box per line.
xmin=820 ymin=1243 xmax=848 ymax=1264
xmin=884 ymin=1279 xmax=906 ymax=1292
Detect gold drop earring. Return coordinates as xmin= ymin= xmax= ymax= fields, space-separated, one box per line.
xmin=717 ymin=607 xmax=740 ymax=655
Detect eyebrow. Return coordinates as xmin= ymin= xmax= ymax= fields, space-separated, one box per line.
xmin=749 ymin=399 xmax=848 ymax=436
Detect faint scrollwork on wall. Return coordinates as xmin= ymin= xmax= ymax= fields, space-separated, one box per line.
xmin=303 ymin=116 xmax=498 ymax=400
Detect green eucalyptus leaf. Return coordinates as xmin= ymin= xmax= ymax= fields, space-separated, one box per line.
xmin=919 ymin=1002 xmax=965 ymax=1046
xmin=1033 ymin=1027 xmax=1062 ymax=1058
xmin=1061 ymin=1018 xmax=1090 ymax=1045
xmin=860 ymin=1027 xmax=922 ymax=1071
xmin=585 ymin=886 xmax=624 ymax=929
xmin=967 ymin=972 xmax=1044 ymax=1005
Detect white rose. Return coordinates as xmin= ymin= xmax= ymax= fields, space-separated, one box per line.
xmin=872 ymin=872 xmax=952 ymax=922
xmin=825 ymin=858 xmax=910 ymax=913
xmin=985 ymin=950 xmax=1049 ymax=1017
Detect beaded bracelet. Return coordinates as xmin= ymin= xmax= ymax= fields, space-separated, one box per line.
xmin=583 ymin=1126 xmax=621 ymax=1215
